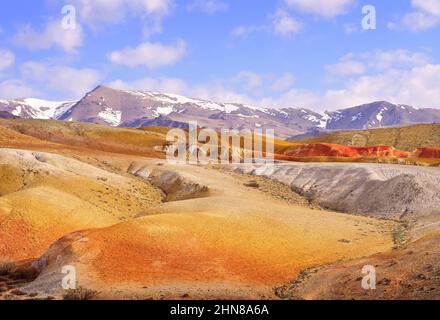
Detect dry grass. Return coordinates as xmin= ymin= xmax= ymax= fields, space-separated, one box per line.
xmin=295 ymin=123 xmax=440 ymax=151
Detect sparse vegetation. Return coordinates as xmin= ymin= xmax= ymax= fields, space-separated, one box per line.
xmin=274 ymin=265 xmax=327 ymax=299
xmin=392 ymin=222 xmax=409 ymax=249
xmin=8 ymin=266 xmax=39 ymax=281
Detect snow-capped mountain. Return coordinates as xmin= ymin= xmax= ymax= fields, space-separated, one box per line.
xmin=0 ymin=98 xmax=76 ymax=120
xmin=59 ymin=85 xmax=323 ymax=137
xmin=325 ymin=101 xmax=440 ymax=130
xmin=2 ymin=86 xmax=440 ymax=138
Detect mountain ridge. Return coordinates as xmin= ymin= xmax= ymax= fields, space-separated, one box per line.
xmin=1 ymin=85 xmax=440 ymax=138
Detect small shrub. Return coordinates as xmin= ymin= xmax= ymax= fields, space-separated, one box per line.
xmin=0 ymin=260 xmax=15 ymax=276
xmin=63 ymin=287 xmax=99 ymax=300
xmin=244 ymin=181 xmax=260 ymax=188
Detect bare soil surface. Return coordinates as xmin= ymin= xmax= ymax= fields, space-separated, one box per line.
xmin=275 ymin=232 xmax=440 ymax=300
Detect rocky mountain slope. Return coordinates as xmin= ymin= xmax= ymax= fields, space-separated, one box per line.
xmin=58 ymin=86 xmax=325 ymax=137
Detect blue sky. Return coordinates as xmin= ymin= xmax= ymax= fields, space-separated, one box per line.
xmin=0 ymin=0 xmax=440 ymax=111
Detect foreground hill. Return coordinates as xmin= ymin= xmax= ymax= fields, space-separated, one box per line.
xmin=20 ymin=161 xmax=395 ymax=299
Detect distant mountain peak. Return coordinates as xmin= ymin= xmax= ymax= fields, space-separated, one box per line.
xmin=0 ymin=97 xmax=75 ymax=120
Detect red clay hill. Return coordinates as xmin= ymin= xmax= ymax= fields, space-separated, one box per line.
xmin=277 ymin=143 xmax=409 ymax=159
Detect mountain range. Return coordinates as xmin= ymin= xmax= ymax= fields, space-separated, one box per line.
xmin=1 ymin=85 xmax=440 ymax=138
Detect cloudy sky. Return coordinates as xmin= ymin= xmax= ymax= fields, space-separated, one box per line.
xmin=0 ymin=0 xmax=440 ymax=111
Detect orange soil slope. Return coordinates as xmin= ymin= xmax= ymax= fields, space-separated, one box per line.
xmin=0 ymin=149 xmax=163 ymax=261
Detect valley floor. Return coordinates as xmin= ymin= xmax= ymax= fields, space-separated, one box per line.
xmin=0 ymin=120 xmax=439 ymax=300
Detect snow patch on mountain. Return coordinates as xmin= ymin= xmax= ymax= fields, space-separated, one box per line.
xmin=318 ymin=113 xmax=330 ymax=129
xmin=11 ymin=106 xmax=22 ymax=116
xmin=303 ymin=114 xmax=320 ymax=123
xmin=154 ymin=106 xmax=174 ymax=117
xmin=376 ymin=107 xmax=388 ymax=123
xmin=98 ymin=107 xmax=122 ymax=126
xmin=4 ymin=98 xmax=75 ymax=119
xmin=352 ymin=112 xmax=362 ymax=121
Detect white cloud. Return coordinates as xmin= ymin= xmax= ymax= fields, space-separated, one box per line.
xmin=66 ymin=0 xmax=172 ymax=25
xmin=105 ymin=53 xmax=440 ymax=112
xmin=401 ymin=11 xmax=440 ymax=32
xmin=12 ymin=20 xmax=83 ymax=53
xmin=270 ymin=73 xmax=296 ymax=92
xmin=343 ymin=23 xmax=358 ymax=34
xmin=108 ymin=76 xmax=256 ymax=105
xmin=327 ymin=50 xmax=430 ymax=78
xmin=108 ymin=40 xmax=187 ymax=68
xmin=390 ymin=0 xmax=440 ymax=32
xmin=326 ymin=59 xmax=365 ymax=77
xmin=412 ymin=0 xmax=440 ymax=16
xmin=62 ymin=0 xmax=173 ymax=37
xmin=319 ymin=49 xmax=437 ymax=109
xmin=187 ymin=0 xmax=229 ymax=14
xmin=0 ymin=50 xmax=15 ymax=71
xmin=260 ymin=88 xmax=321 ymax=109
xmin=231 ymin=11 xmax=301 ymax=38
xmin=259 ymin=63 xmax=440 ymax=111
xmin=0 ymin=80 xmax=39 ymax=99
xmin=284 ymin=0 xmax=355 ymax=18
xmin=21 ymin=62 xmax=101 ymax=98
xmin=109 ymin=77 xmax=188 ymax=94
xmin=233 ymin=71 xmax=263 ymax=90
xmin=231 ymin=25 xmax=265 ymax=38
xmin=272 ymin=10 xmax=302 ymax=36
xmin=322 ymin=64 xmax=440 ymax=109
xmin=105 ymin=63 xmax=440 ymax=111
xmin=370 ymin=49 xmax=429 ymax=70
